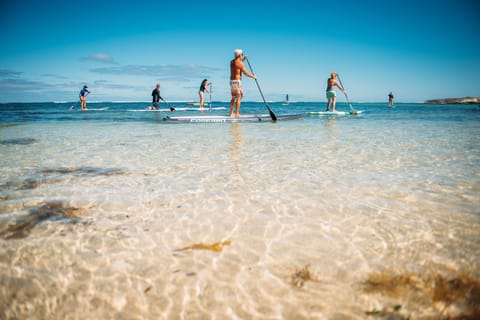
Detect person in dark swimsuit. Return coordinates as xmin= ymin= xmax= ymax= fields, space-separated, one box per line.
xmin=199 ymin=79 xmax=210 ymax=109
xmin=388 ymin=92 xmax=394 ymax=107
xmin=150 ymin=83 xmax=162 ymax=110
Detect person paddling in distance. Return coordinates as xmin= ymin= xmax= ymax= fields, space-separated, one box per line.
xmin=388 ymin=91 xmax=394 ymax=107
xmin=230 ymin=49 xmax=256 ymax=118
xmin=199 ymin=79 xmax=210 ymax=110
xmin=79 ymin=85 xmax=90 ymax=111
xmin=148 ymin=83 xmax=175 ymax=111
xmin=325 ymin=72 xmax=345 ymax=112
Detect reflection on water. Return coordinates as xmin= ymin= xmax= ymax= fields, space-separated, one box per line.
xmin=0 ymin=138 xmax=37 ymax=145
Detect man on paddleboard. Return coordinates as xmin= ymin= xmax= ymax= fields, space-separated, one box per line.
xmin=148 ymin=83 xmax=175 ymax=111
xmin=325 ymin=73 xmax=345 ymax=112
xmin=229 ymin=49 xmax=256 ymax=117
xmin=79 ymin=85 xmax=90 ymax=111
xmin=149 ymin=83 xmax=163 ymax=110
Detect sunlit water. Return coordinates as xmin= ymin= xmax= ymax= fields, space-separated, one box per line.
xmin=1 ymin=102 xmax=479 ymax=319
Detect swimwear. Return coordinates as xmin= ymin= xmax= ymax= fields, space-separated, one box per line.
xmin=230 ymin=80 xmax=243 ymax=98
xmin=152 ymin=88 xmax=162 ymax=104
xmin=326 ymin=91 xmax=336 ymax=99
xmin=79 ymin=88 xmax=89 ymax=97
xmin=199 ymin=82 xmax=207 ymax=93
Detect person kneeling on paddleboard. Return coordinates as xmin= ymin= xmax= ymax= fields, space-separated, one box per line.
xmin=149 ymin=83 xmax=175 ymax=111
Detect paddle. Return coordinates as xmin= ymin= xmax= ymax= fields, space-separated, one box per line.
xmin=208 ymin=83 xmax=212 ymax=110
xmin=337 ymin=75 xmax=358 ymax=114
xmin=244 ymin=57 xmax=277 ymax=121
xmin=160 ymin=97 xmax=176 ymax=111
xmin=69 ymin=92 xmax=89 ymax=110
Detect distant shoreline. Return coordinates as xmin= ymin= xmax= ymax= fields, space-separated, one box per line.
xmin=424 ymin=97 xmax=480 ymax=104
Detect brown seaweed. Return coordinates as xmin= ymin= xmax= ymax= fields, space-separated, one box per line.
xmin=41 ymin=167 xmax=125 ymax=177
xmin=174 ymin=240 xmax=232 ymax=252
xmin=2 ymin=167 xmax=125 ymax=191
xmin=362 ymin=270 xmax=480 ymax=319
xmin=291 ymin=264 xmax=320 ymax=288
xmin=0 ymin=202 xmax=84 ymax=239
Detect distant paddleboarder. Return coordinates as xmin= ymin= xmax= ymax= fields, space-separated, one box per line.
xmin=229 ymin=49 xmax=256 ymax=118
xmin=150 ymin=83 xmax=162 ymax=110
xmin=388 ymin=92 xmax=394 ymax=107
xmin=198 ymin=79 xmax=210 ymax=109
xmin=149 ymin=83 xmax=175 ymax=111
xmin=325 ymin=73 xmax=345 ymax=112
xmin=79 ymin=85 xmax=90 ymax=111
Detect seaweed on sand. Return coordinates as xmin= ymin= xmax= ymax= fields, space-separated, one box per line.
xmin=2 ymin=166 xmax=125 ymax=191
xmin=174 ymin=240 xmax=232 ymax=252
xmin=0 ymin=201 xmax=84 ymax=239
xmin=40 ymin=167 xmax=125 ymax=177
xmin=291 ymin=265 xmax=320 ymax=288
xmin=362 ymin=270 xmax=480 ymax=319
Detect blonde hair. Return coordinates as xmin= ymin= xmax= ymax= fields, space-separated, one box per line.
xmin=330 ymin=72 xmax=337 ymax=79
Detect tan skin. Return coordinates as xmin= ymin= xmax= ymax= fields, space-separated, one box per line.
xmin=199 ymin=80 xmax=209 ymax=109
xmin=79 ymin=87 xmax=90 ymax=111
xmin=230 ymin=54 xmax=256 ymax=117
xmin=326 ymin=74 xmax=345 ymax=112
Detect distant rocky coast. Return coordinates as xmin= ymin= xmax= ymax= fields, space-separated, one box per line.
xmin=424 ymin=97 xmax=480 ymax=104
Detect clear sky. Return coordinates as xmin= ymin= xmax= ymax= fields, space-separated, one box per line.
xmin=0 ymin=0 xmax=479 ymax=103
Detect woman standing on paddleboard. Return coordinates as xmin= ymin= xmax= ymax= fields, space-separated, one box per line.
xmin=79 ymin=85 xmax=90 ymax=111
xmin=199 ymin=79 xmax=210 ymax=109
xmin=325 ymin=73 xmax=345 ymax=112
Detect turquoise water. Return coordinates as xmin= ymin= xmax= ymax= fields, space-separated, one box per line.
xmin=1 ymin=102 xmax=479 ymax=319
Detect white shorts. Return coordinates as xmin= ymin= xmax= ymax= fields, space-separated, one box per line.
xmin=230 ymin=80 xmax=243 ymax=98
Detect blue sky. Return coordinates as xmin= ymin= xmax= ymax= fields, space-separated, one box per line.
xmin=0 ymin=0 xmax=478 ymax=103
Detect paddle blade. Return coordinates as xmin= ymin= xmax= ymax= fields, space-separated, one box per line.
xmin=268 ymin=107 xmax=277 ymax=121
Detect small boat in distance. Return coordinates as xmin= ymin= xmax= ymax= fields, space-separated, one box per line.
xmin=283 ymin=94 xmax=290 ymax=105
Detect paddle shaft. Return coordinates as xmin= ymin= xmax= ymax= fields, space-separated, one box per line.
xmin=161 ymin=97 xmax=176 ymax=111
xmin=209 ymin=83 xmax=212 ymax=109
xmin=337 ymin=76 xmax=356 ymax=112
xmin=244 ymin=58 xmax=277 ymax=121
xmin=71 ymin=92 xmax=89 ymax=110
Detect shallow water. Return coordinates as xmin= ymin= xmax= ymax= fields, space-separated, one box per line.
xmin=1 ymin=102 xmax=479 ymax=319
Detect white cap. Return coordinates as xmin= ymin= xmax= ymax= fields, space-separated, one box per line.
xmin=234 ymin=49 xmax=243 ymax=57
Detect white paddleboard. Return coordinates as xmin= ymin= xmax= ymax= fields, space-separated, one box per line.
xmin=127 ymin=107 xmax=226 ymax=112
xmin=164 ymin=113 xmax=304 ymax=123
xmin=308 ymin=110 xmax=363 ymax=116
xmin=82 ymin=107 xmax=110 ymax=111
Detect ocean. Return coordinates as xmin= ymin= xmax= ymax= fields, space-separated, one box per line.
xmin=1 ymin=101 xmax=479 ymax=319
